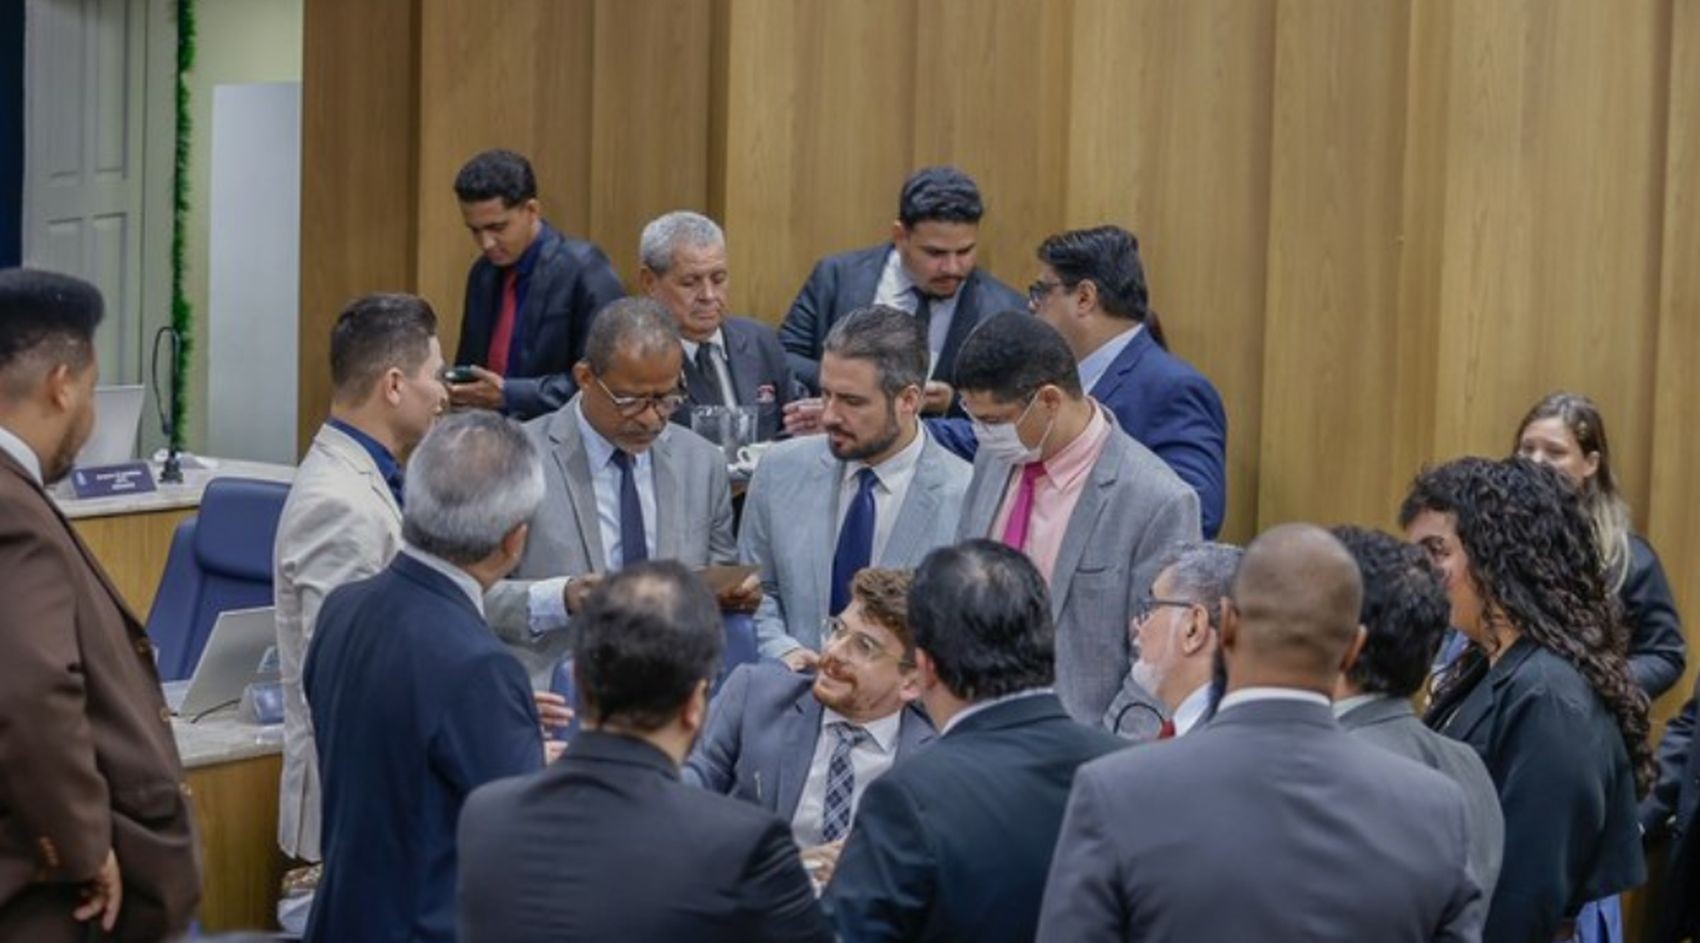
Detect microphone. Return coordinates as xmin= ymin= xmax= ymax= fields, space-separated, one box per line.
xmin=151 ymin=326 xmax=184 ymax=483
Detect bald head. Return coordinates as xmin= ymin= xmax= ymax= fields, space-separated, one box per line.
xmin=1227 ymin=524 xmax=1364 ymax=685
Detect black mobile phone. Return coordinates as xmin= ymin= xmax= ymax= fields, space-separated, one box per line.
xmin=442 ymin=365 xmax=478 ymax=384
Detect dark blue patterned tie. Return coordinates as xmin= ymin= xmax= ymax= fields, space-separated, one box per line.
xmin=821 ymin=722 xmax=870 ymax=842
xmin=830 ymin=468 xmax=878 ymax=615
xmin=612 ymin=450 xmax=648 ymax=567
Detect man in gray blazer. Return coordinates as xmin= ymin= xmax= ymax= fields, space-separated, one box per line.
xmin=953 ymin=312 xmax=1199 ymax=724
xmin=484 ymin=298 xmax=754 ymax=681
xmin=741 ymin=305 xmax=970 ymax=667
xmin=1038 ymin=524 xmax=1483 ymax=943
xmin=1331 ymin=526 xmax=1504 ymax=904
xmin=274 ymin=294 xmax=446 ymax=884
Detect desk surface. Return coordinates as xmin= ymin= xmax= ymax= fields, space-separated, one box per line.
xmin=55 ymin=457 xmax=295 ymax=521
xmin=173 ymin=710 xmax=284 ymax=769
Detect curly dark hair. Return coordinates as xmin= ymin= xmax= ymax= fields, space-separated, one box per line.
xmin=1399 ymin=456 xmax=1653 ymax=794
xmin=1330 ymin=525 xmax=1450 ymax=699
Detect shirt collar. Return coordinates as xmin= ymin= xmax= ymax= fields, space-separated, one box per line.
xmin=940 ymin=686 xmax=1055 ymax=736
xmin=399 ymin=543 xmax=486 ymax=616
xmin=509 ymin=221 xmax=550 ymax=279
xmin=680 ymin=326 xmax=727 ymax=360
xmin=573 ymin=397 xmax=650 ymax=472
xmin=0 ymin=423 xmax=44 ymax=486
xmin=1172 ymin=681 xmax=1214 ymax=735
xmin=1075 ymin=324 xmax=1143 ymax=394
xmin=1217 ymin=686 xmax=1332 ymax=715
xmin=327 ymin=418 xmax=405 ymax=506
xmin=1039 ymin=403 xmax=1109 ymax=491
xmin=821 ymin=706 xmax=903 ymax=754
xmin=1331 ymin=693 xmax=1381 ymax=719
xmin=842 ymin=424 xmax=925 ymax=491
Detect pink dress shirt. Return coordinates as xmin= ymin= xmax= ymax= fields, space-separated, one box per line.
xmin=988 ymin=405 xmax=1112 ymax=582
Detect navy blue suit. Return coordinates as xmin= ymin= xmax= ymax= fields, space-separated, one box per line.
xmin=1643 ymin=674 xmax=1700 ymax=943
xmin=456 ymin=222 xmax=626 ymax=420
xmin=930 ymin=327 xmax=1228 ymax=537
xmin=304 ymin=552 xmax=543 ymax=943
xmin=823 ymin=692 xmax=1124 ymax=943
xmin=778 ymin=243 xmax=1025 ymax=398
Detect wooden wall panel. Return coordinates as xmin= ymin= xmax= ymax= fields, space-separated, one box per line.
xmin=1065 ymin=0 xmax=1275 ymax=541
xmin=297 ymin=0 xmax=418 ymax=452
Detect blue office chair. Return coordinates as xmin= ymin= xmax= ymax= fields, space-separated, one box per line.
xmin=145 ymin=477 xmax=291 ymax=681
xmin=548 ymin=613 xmax=764 ymax=727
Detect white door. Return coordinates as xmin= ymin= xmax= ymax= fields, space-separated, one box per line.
xmin=23 ymin=0 xmax=150 ymax=383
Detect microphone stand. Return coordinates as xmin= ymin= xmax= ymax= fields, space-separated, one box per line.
xmin=151 ymin=326 xmax=184 ymax=483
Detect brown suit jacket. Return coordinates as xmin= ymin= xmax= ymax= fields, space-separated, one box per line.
xmin=0 ymin=451 xmax=200 ymax=941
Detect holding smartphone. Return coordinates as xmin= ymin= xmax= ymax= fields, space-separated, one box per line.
xmin=442 ymin=365 xmax=479 ymax=384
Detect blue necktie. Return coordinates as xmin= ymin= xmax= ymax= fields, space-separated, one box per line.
xmin=830 ymin=468 xmax=878 ymax=615
xmin=612 ymin=450 xmax=648 ymax=567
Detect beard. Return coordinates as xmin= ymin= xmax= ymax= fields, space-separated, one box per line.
xmin=43 ymin=417 xmax=92 ymax=484
xmin=1129 ymin=658 xmax=1166 ymax=700
xmin=827 ymin=404 xmax=901 ymax=463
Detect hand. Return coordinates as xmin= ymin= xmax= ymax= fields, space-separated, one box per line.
xmin=921 ymin=380 xmax=954 ymax=416
xmin=716 ymin=574 xmax=762 ymax=614
xmin=72 ymin=849 xmax=121 ymax=931
xmin=447 ymin=365 xmax=506 ymax=411
xmin=800 ymin=839 xmax=845 ymax=889
xmin=533 ymin=691 xmax=574 ymax=733
xmin=563 ymin=573 xmax=604 ymax=615
xmin=780 ymin=647 xmax=820 ymax=672
xmin=782 ymin=398 xmax=825 ymax=436
xmin=544 ymin=739 xmax=568 ymax=765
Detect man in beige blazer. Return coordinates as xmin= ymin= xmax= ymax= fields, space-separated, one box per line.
xmin=0 ymin=269 xmax=200 ymax=941
xmin=273 ymin=295 xmax=447 ymax=880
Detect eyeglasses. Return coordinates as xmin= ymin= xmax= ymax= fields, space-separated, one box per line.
xmin=820 ymin=616 xmax=905 ymax=665
xmin=1134 ymin=595 xmax=1196 ymax=624
xmin=594 ymin=376 xmax=687 ymax=417
xmin=1027 ymin=278 xmax=1065 ymax=306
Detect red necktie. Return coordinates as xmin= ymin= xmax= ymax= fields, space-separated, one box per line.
xmin=1158 ymin=719 xmax=1177 ymax=740
xmin=999 ymin=462 xmax=1046 ymax=551
xmin=486 ymin=268 xmax=519 ymax=376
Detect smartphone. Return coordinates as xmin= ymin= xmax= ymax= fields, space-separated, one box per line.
xmin=442 ymin=365 xmax=478 ymax=384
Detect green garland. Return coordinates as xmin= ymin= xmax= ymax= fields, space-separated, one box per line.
xmin=168 ymin=0 xmax=195 ymax=449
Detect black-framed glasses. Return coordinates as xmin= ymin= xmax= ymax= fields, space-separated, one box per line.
xmin=594 ymin=376 xmax=687 ymax=417
xmin=1027 ymin=278 xmax=1065 ymax=305
xmin=1134 ymin=595 xmax=1196 ymax=624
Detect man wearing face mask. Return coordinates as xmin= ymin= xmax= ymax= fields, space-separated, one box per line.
xmin=954 ymin=311 xmax=1201 ymax=725
xmin=1104 ymin=542 xmax=1241 ymax=742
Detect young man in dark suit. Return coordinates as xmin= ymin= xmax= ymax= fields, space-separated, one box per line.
xmin=824 ymin=540 xmax=1125 ymax=943
xmin=447 ymin=149 xmax=625 ymax=419
xmin=458 ymin=561 xmax=832 ymax=943
xmin=1642 ymin=677 xmax=1700 ymax=943
xmin=779 ymin=165 xmax=1024 ymax=415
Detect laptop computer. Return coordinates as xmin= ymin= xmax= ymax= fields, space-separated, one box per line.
xmin=76 ymin=385 xmax=147 ymax=467
xmin=164 ymin=606 xmax=281 ymax=719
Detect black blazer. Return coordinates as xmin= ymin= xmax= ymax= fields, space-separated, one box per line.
xmin=457 ymin=730 xmax=832 ymax=943
xmin=1618 ymin=533 xmax=1687 ymax=699
xmin=1642 ymin=675 xmax=1700 ymax=943
xmin=823 ymin=693 xmax=1125 ymax=943
xmin=1426 ymin=638 xmax=1644 ymax=943
xmin=671 ymin=315 xmax=806 ymax=442
xmin=778 ymin=243 xmax=1025 ymax=394
xmin=455 ymin=222 xmax=626 ymax=420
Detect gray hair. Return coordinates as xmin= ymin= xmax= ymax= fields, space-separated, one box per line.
xmin=582 ymin=297 xmax=681 ymax=375
xmin=1158 ymin=541 xmax=1243 ymax=630
xmin=638 ymin=211 xmax=725 ymax=275
xmin=401 ymin=412 xmax=546 ymax=565
xmin=821 ymin=305 xmax=928 ymax=401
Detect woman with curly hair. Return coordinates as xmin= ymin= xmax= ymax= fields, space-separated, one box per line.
xmin=1402 ymin=456 xmax=1649 ymax=943
xmin=1514 ymin=391 xmax=1686 ymax=699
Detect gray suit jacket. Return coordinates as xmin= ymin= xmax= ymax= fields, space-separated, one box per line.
xmin=683 ymin=662 xmax=935 ymax=822
xmin=1038 ymin=699 xmax=1483 ymax=943
xmin=956 ymin=408 xmax=1200 ymax=722
xmin=1340 ymin=695 xmax=1504 ymax=906
xmin=486 ymin=397 xmax=737 ymax=680
xmin=741 ymin=430 xmax=970 ymax=658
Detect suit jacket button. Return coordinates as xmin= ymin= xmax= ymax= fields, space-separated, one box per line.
xmin=159 ymin=706 xmax=172 ymax=723
xmin=134 ymin=638 xmax=152 ymax=657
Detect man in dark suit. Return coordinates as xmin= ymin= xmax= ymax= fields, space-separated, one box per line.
xmin=305 ymin=412 xmax=550 ymax=943
xmin=1038 ymin=524 xmax=1482 ymax=942
xmin=1643 ymin=675 xmax=1700 ymax=943
xmin=779 ymin=166 xmax=1024 ymax=415
xmin=824 ymin=540 xmax=1124 ymax=942
xmin=0 ymin=269 xmax=199 ymax=942
xmin=447 ymin=149 xmax=625 ymax=419
xmin=686 ymin=568 xmax=935 ymax=879
xmin=458 ymin=561 xmax=832 ymax=943
xmin=930 ymin=225 xmax=1228 ymax=537
xmin=639 ymin=210 xmax=801 ymax=442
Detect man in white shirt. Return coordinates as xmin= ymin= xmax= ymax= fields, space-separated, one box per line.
xmin=1104 ymin=542 xmax=1242 ymax=740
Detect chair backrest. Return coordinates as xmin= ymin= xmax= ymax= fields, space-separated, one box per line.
xmin=718 ymin=613 xmax=760 ymax=692
xmin=146 ymin=477 xmax=291 ymax=680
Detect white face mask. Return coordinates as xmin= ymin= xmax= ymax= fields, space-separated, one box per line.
xmin=972 ymin=392 xmax=1055 ymax=465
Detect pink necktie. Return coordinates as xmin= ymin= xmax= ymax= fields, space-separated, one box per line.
xmin=1000 ymin=462 xmax=1046 ymax=550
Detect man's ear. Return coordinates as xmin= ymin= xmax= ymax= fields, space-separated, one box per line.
xmin=1339 ymin=625 xmax=1367 ymax=675
xmin=1181 ymin=606 xmax=1211 ymax=655
xmin=681 ymin=678 xmax=710 ymax=733
xmin=572 ymin=360 xmax=594 ymax=391
xmin=890 ymin=220 xmax=908 ymax=247
xmin=637 ymin=266 xmax=659 ymax=295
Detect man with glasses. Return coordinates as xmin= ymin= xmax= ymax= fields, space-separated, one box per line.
xmin=739 ymin=306 xmax=971 ymax=669
xmin=1104 ymin=542 xmax=1242 ymax=742
xmin=685 ymin=568 xmax=935 ymax=884
xmin=952 ymin=311 xmax=1200 ymax=726
xmin=484 ymin=298 xmax=757 ymax=681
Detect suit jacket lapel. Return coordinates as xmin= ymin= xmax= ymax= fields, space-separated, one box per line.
xmin=962 ymin=459 xmax=1012 ymax=541
xmin=879 ymin=436 xmax=942 ymax=566
xmin=724 ymin=322 xmax=759 ymax=405
xmin=934 ymin=271 xmax=985 ymax=381
xmin=1088 ymin=328 xmax=1153 ymax=404
xmin=895 ymin=707 xmax=936 ymax=757
xmin=848 ymin=245 xmax=890 ymax=309
xmin=513 ymin=231 xmax=563 ymax=376
xmin=776 ymin=684 xmax=824 ymax=820
xmin=316 ymin=425 xmax=402 ymax=524
xmin=812 ymin=448 xmax=842 ymax=614
xmin=652 ymin=431 xmax=684 ymax=560
xmin=550 ymin=407 xmax=607 ymax=571
xmin=1049 ymin=438 xmax=1124 ymax=619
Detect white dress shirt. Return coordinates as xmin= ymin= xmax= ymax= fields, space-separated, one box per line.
xmin=940 ymin=686 xmax=1056 ymax=736
xmin=791 ymin=706 xmax=903 ymax=847
xmin=1331 ymin=693 xmax=1380 ymax=719
xmin=1170 ymin=680 xmax=1214 ymax=736
xmin=0 ymin=423 xmax=43 ymax=486
xmin=399 ymin=543 xmax=486 ymax=617
xmin=1216 ymin=686 xmax=1332 ymax=715
xmin=873 ymin=248 xmax=961 ymax=377
xmin=834 ymin=427 xmax=926 ymax=566
xmin=1075 ymin=324 xmax=1143 ymax=394
xmin=681 ymin=328 xmax=739 ymax=406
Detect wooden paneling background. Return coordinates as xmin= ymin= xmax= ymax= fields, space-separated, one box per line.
xmin=301 ymin=0 xmax=1700 ymax=718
